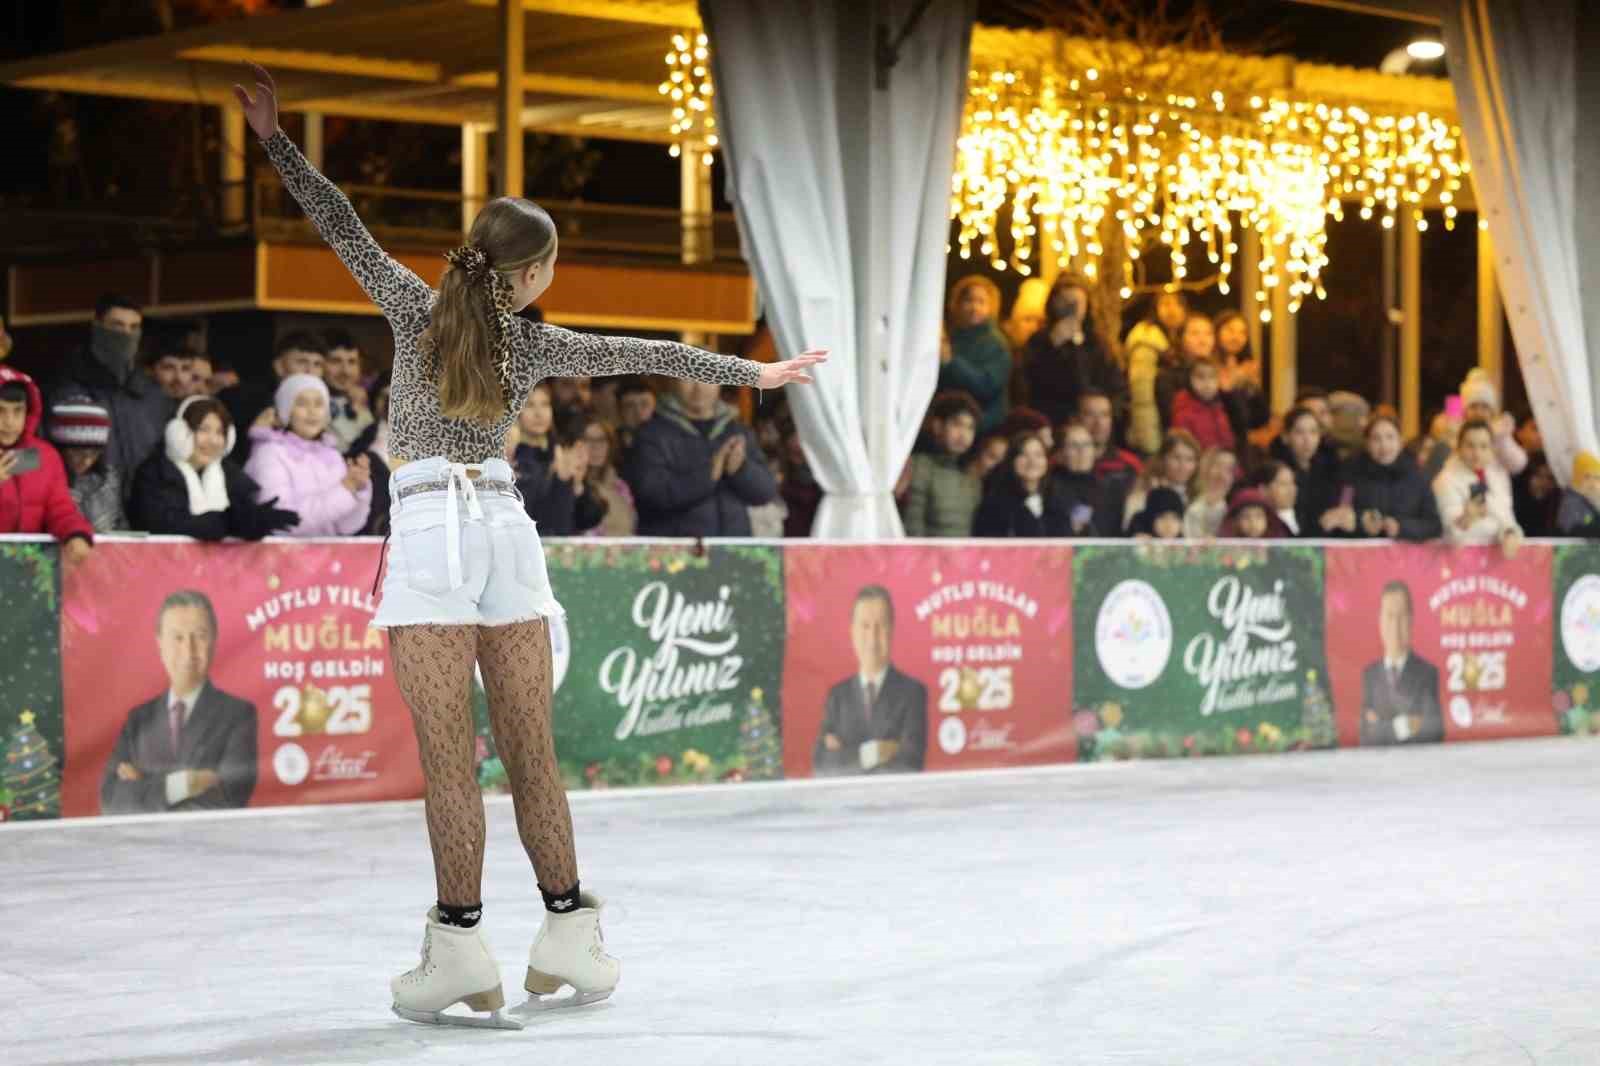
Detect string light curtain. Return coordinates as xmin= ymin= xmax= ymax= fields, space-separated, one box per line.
xmin=951 ymin=65 xmax=1470 ymax=317
xmin=660 ymin=31 xmax=717 ymax=166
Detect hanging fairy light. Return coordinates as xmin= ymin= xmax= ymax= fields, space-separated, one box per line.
xmin=659 ymin=31 xmax=717 ymax=167
xmin=952 ymin=67 xmax=1468 ymax=316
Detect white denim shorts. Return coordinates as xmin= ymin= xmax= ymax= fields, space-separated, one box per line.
xmin=373 ymin=456 xmax=565 ymax=629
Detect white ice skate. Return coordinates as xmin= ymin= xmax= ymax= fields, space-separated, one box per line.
xmin=391 ymin=908 xmax=523 ymax=1030
xmin=517 ymin=891 xmax=621 ymax=1014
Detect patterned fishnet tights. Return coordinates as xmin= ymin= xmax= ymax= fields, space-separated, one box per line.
xmin=390 ymin=619 xmax=578 ymax=906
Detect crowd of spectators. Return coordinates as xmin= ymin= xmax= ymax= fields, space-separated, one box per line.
xmin=1 ymin=281 xmax=1595 ymax=554
xmin=915 ymin=270 xmax=1584 ymax=551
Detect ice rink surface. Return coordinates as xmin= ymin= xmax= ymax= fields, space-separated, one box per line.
xmin=7 ymin=737 xmax=1600 ymax=1066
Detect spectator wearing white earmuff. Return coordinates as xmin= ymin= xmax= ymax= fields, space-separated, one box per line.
xmin=243 ymin=373 xmax=372 ymax=537
xmin=129 ymin=395 xmax=299 ymax=540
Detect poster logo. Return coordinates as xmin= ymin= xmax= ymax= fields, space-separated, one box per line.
xmin=1560 ymin=574 xmax=1600 ymax=672
xmin=274 ymin=742 xmax=310 ymax=786
xmin=938 ymin=716 xmax=968 ymax=755
xmin=1095 ymin=580 xmax=1172 ymax=689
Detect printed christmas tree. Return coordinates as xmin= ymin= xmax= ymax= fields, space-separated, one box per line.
xmin=739 ymin=688 xmax=782 ymax=781
xmin=3 ymin=710 xmax=61 ymax=820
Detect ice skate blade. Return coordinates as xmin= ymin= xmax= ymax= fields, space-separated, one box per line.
xmin=391 ymin=1004 xmax=526 ymax=1030
xmin=511 ymin=987 xmax=613 ymax=1016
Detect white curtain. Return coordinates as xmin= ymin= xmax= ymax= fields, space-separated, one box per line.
xmin=1443 ymin=0 xmax=1599 ymax=483
xmin=701 ymin=0 xmax=976 ymax=536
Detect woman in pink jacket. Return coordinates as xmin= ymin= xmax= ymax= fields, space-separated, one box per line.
xmin=244 ymin=373 xmax=372 ymax=536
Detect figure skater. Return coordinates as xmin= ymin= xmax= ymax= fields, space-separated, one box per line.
xmin=235 ymin=65 xmax=824 ymax=1029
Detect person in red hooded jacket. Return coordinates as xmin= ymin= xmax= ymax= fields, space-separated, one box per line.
xmin=0 ymin=366 xmax=95 ymax=565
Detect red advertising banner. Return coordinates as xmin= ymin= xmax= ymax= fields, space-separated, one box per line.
xmin=60 ymin=541 xmax=421 ymax=817
xmin=1324 ymin=543 xmax=1554 ymax=747
xmin=781 ymin=544 xmax=1075 ymax=778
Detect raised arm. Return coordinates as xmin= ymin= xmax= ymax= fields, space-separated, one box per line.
xmin=236 ymin=65 xmax=432 ymax=326
xmin=524 ymin=321 xmax=825 ymax=390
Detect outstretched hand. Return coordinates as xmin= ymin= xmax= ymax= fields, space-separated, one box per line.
xmin=232 ymin=62 xmax=280 ymax=141
xmin=756 ymin=349 xmax=828 ymax=389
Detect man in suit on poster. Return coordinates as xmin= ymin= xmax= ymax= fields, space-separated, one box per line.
xmin=100 ymin=590 xmax=258 ymax=813
xmin=1360 ymin=580 xmax=1444 ymax=746
xmin=813 ymin=585 xmax=928 ymax=775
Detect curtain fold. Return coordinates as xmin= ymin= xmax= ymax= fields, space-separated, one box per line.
xmin=702 ymin=0 xmax=976 ymax=536
xmin=1443 ymin=0 xmax=1598 ymax=482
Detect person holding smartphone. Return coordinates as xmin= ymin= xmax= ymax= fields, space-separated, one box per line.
xmin=1433 ymin=418 xmax=1523 ymax=553
xmin=0 ymin=366 xmax=94 ymax=565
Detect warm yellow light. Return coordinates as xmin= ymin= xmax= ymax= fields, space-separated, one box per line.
xmin=661 ymin=30 xmax=717 ymax=168
xmin=953 ymin=66 xmax=1467 ymax=310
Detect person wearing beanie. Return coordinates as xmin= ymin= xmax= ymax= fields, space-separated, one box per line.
xmin=49 ymin=394 xmax=126 ymax=532
xmin=0 ymin=366 xmax=95 ymax=563
xmin=130 ymin=396 xmax=300 ymax=540
xmin=1459 ymin=369 xmax=1528 ymax=475
xmin=1131 ymin=485 xmax=1186 ymax=539
xmin=1557 ymin=451 xmax=1600 ymax=537
xmin=939 ymin=275 xmax=1012 ymax=435
xmin=1218 ymin=486 xmax=1284 ymax=539
xmin=243 ymin=373 xmax=373 ymax=536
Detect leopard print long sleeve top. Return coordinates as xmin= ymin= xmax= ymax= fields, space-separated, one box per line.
xmin=261 ymin=131 xmax=762 ymax=464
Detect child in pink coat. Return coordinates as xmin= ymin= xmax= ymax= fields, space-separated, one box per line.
xmin=244 ymin=373 xmax=372 ymax=536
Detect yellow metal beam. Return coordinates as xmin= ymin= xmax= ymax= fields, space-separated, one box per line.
xmin=464 ymin=0 xmax=700 ymax=28
xmin=177 ymin=45 xmax=443 ymax=84
xmin=450 ymin=70 xmax=661 ymax=102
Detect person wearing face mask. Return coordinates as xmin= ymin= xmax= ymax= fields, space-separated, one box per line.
xmin=46 ymin=293 xmax=173 ymax=494
xmin=243 ymin=374 xmax=373 ymax=537
xmin=129 ymin=396 xmax=299 ymax=540
xmin=939 ymin=275 xmax=1011 ymax=435
xmin=1331 ymin=412 xmax=1441 ymax=541
xmin=1432 ymin=418 xmax=1522 ymax=553
xmin=1020 ymin=274 xmax=1126 ymax=428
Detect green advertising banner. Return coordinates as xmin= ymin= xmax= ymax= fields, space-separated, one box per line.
xmin=1072 ymin=542 xmax=1334 ymax=760
xmin=0 ymin=541 xmax=63 ymax=821
xmin=505 ymin=541 xmax=786 ymax=791
xmin=1552 ymin=543 xmax=1600 ymax=735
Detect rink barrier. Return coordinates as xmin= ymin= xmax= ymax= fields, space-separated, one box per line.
xmin=2 ymin=535 xmax=1597 ymax=822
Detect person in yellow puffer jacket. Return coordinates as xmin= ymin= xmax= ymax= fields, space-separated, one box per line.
xmin=1121 ymin=291 xmax=1187 ymax=456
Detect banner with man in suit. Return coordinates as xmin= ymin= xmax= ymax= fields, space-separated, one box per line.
xmin=60 ymin=540 xmax=423 ymax=816
xmin=1325 ymin=543 xmax=1554 ymax=744
xmin=781 ymin=545 xmax=1076 ymax=778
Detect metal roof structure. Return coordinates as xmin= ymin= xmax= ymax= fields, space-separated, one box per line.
xmin=0 ymin=0 xmax=1458 ymax=143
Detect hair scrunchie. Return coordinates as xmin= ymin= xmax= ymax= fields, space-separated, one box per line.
xmin=444 ymin=244 xmax=518 ymax=381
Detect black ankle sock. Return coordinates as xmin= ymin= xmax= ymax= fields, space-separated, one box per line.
xmin=541 ymin=882 xmax=581 ymax=914
xmin=437 ymin=901 xmax=483 ymax=928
